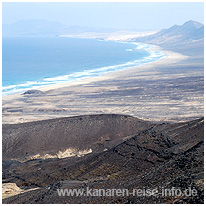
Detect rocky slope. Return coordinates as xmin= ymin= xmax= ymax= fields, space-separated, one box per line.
xmin=3 ymin=114 xmax=154 ymax=162
xmin=2 ymin=115 xmax=204 ymax=203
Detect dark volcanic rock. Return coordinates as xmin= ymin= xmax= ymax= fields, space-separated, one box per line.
xmin=2 ymin=114 xmax=154 ymax=161
xmin=2 ymin=115 xmax=204 ymax=204
xmin=23 ymin=89 xmax=44 ymax=95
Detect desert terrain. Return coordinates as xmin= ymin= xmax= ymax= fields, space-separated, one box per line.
xmin=2 ymin=20 xmax=204 ymax=203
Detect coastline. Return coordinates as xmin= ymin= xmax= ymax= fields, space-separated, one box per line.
xmin=2 ymin=40 xmax=165 ymax=96
xmin=2 ymin=44 xmax=184 ymax=96
xmin=35 ymin=46 xmax=186 ymax=92
xmin=2 ymin=44 xmax=203 ymax=124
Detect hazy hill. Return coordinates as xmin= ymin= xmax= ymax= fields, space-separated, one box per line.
xmin=3 ymin=19 xmax=117 ymax=36
xmin=3 ymin=20 xmax=66 ymax=36
xmin=132 ymin=20 xmax=204 ymax=59
xmin=133 ymin=20 xmax=204 ymax=46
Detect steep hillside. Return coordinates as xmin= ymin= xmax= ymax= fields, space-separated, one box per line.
xmin=2 ymin=114 xmax=154 ymax=161
xmin=2 ymin=116 xmax=204 ymax=203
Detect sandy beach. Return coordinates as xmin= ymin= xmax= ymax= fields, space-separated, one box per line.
xmin=2 ymin=44 xmax=204 ymax=124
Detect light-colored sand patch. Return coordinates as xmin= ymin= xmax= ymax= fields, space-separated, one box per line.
xmin=2 ymin=183 xmax=39 ymax=199
xmin=29 ymin=148 xmax=92 ymax=160
xmin=59 ymin=30 xmax=157 ymax=42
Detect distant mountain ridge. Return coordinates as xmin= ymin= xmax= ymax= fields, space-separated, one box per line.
xmin=3 ymin=19 xmax=204 ymax=40
xmin=3 ymin=19 xmax=65 ymax=36
xmin=133 ymin=20 xmax=204 ymax=46
xmin=3 ymin=19 xmax=204 ymax=57
xmin=3 ymin=19 xmax=118 ymax=36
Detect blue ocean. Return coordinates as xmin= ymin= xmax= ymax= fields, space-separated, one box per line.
xmin=2 ymin=36 xmax=165 ymax=96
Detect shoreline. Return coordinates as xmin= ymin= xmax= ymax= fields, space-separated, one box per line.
xmin=3 ymin=44 xmax=184 ymax=97
xmin=3 ymin=44 xmax=203 ymax=124
xmin=2 ymin=40 xmax=165 ymax=97
xmin=44 ymin=45 xmax=187 ymax=91
xmin=2 ymin=44 xmax=188 ymax=99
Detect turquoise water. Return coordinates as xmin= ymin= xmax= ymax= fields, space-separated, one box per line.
xmin=2 ymin=36 xmax=165 ymax=95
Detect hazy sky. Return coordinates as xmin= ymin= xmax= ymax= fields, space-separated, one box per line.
xmin=3 ymin=2 xmax=204 ymax=30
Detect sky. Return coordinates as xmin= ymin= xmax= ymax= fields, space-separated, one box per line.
xmin=2 ymin=2 xmax=204 ymax=30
